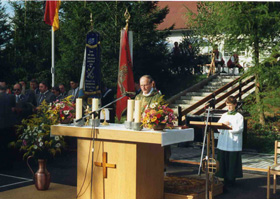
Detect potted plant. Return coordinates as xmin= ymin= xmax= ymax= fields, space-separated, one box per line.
xmin=142 ymin=96 xmax=176 ymax=130
xmin=11 ymin=100 xmax=67 ymax=190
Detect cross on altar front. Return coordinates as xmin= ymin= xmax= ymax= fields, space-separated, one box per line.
xmin=94 ymin=152 xmax=116 ymax=178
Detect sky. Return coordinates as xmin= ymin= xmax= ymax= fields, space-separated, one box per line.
xmin=2 ymin=0 xmax=15 ymax=17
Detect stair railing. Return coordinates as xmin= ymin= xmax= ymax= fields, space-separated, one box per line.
xmin=178 ymin=75 xmax=255 ymax=124
xmin=167 ymin=74 xmax=219 ymax=106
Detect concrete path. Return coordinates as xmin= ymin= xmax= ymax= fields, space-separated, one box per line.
xmin=170 ymin=145 xmax=275 ymax=172
xmin=168 ymin=145 xmax=280 ymax=199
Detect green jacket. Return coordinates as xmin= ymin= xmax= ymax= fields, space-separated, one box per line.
xmin=135 ymin=89 xmax=162 ymax=113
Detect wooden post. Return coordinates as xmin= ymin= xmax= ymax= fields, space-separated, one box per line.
xmin=178 ymin=106 xmax=182 ymax=126
xmin=239 ymin=81 xmax=242 ymax=101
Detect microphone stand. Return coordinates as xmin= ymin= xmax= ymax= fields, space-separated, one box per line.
xmin=75 ymin=93 xmax=128 ymax=123
xmin=198 ymin=106 xmax=212 ymax=199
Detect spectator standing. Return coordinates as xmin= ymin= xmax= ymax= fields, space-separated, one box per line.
xmin=0 ymin=81 xmax=12 ymax=94
xmin=59 ymin=83 xmax=67 ymax=98
xmin=25 ymin=79 xmax=39 ymax=106
xmin=51 ymin=86 xmax=64 ymax=101
xmin=213 ymin=45 xmax=225 ymax=73
xmin=19 ymin=80 xmax=26 ymax=95
xmin=36 ymin=81 xmax=56 ymax=106
xmin=12 ymin=83 xmax=33 ymax=124
xmin=68 ymin=80 xmax=79 ymax=102
xmin=29 ymin=79 xmax=40 ymax=94
xmin=0 ymin=85 xmax=16 ymax=169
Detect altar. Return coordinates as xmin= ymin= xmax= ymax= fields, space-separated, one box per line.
xmin=51 ymin=124 xmax=194 ymax=199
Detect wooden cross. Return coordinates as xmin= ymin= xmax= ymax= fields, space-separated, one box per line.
xmin=94 ymin=152 xmax=116 ymax=178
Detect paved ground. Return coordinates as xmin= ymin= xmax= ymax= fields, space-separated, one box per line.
xmin=1 ymin=145 xmax=280 ymax=199
xmin=170 ymin=144 xmax=275 ymax=172
xmin=169 ymin=144 xmax=280 ymax=199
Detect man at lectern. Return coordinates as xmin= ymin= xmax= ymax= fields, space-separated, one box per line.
xmin=216 ymin=96 xmax=244 ymax=188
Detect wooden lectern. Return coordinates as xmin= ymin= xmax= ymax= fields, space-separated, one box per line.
xmin=51 ymin=124 xmax=194 ymax=199
xmin=189 ymin=121 xmax=231 ymax=199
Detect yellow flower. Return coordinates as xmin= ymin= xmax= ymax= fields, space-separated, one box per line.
xmin=151 ymin=116 xmax=157 ymax=122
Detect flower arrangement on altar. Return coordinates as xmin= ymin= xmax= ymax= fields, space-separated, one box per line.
xmin=50 ymin=96 xmax=76 ymax=123
xmin=11 ymin=100 xmax=66 ymax=159
xmin=142 ymin=96 xmax=176 ymax=129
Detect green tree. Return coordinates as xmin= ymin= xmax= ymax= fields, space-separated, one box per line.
xmin=0 ymin=1 xmax=12 ymax=82
xmin=4 ymin=1 xmax=172 ymax=95
xmin=57 ymin=1 xmax=171 ymax=92
xmin=7 ymin=1 xmax=52 ymax=83
xmin=187 ymin=2 xmax=280 ymax=125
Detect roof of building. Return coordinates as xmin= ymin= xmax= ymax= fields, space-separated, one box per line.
xmin=157 ymin=1 xmax=197 ymax=31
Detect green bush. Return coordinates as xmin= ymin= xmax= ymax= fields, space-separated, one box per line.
xmin=244 ymin=127 xmax=280 ymax=154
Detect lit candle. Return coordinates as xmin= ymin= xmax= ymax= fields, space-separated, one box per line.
xmin=127 ymin=99 xmax=135 ymax=122
xmin=76 ymin=98 xmax=83 ymax=119
xmin=92 ymin=98 xmax=99 ymax=119
xmin=134 ymin=100 xmax=141 ymax=123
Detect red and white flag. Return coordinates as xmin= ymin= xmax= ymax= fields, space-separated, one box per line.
xmin=116 ymin=28 xmax=135 ymax=121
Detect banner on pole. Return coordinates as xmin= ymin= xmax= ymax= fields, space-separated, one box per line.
xmin=79 ymin=31 xmax=101 ymax=100
xmin=116 ymin=28 xmax=135 ymax=121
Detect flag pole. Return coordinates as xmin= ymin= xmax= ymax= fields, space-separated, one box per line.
xmin=51 ymin=27 xmax=55 ymax=87
xmin=124 ymin=8 xmax=133 ymax=66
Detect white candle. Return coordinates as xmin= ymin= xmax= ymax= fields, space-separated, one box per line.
xmin=76 ymin=98 xmax=83 ymax=119
xmin=92 ymin=98 xmax=99 ymax=119
xmin=135 ymin=100 xmax=141 ymax=123
xmin=127 ymin=99 xmax=135 ymax=122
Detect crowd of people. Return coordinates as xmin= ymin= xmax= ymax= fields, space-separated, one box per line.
xmin=0 ymin=77 xmax=118 ymax=169
xmin=0 ymin=79 xmax=82 ymax=123
xmin=0 ymin=78 xmax=83 ymax=168
xmin=171 ymin=42 xmax=245 ymax=76
xmin=171 ymin=41 xmax=199 ymax=75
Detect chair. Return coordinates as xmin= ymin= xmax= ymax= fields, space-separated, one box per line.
xmin=267 ymin=140 xmax=280 ymax=199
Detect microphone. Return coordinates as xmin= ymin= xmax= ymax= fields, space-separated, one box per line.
xmin=205 ymin=98 xmax=215 ymax=109
xmin=123 ymin=91 xmax=136 ymax=97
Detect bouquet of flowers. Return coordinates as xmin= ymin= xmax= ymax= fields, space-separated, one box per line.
xmin=50 ymin=96 xmax=75 ymax=123
xmin=11 ymin=101 xmax=65 ymax=159
xmin=142 ymin=96 xmax=176 ymax=129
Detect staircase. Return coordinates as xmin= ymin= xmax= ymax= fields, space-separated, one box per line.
xmin=167 ymin=74 xmax=255 ymax=119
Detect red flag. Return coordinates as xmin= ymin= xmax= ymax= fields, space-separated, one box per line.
xmin=116 ymin=29 xmax=135 ymax=121
xmin=44 ymin=0 xmax=60 ymax=31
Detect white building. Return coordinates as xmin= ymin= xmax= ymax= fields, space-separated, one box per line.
xmin=157 ymin=1 xmax=253 ymax=69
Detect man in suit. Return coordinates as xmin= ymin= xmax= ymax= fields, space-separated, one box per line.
xmin=25 ymin=79 xmax=39 ymax=106
xmin=12 ymin=83 xmax=33 ymax=124
xmin=36 ymin=81 xmax=56 ymax=106
xmin=19 ymin=80 xmax=26 ymax=95
xmin=58 ymin=83 xmax=67 ymax=98
xmin=0 ymin=85 xmax=16 ymax=169
xmin=51 ymin=86 xmax=64 ymax=101
xmin=68 ymin=79 xmax=79 ymax=102
xmin=30 ymin=79 xmax=40 ymax=95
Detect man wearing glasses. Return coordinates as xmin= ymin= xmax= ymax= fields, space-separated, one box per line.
xmin=135 ymin=75 xmax=161 ymax=113
xmin=12 ymin=83 xmax=33 ymax=124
